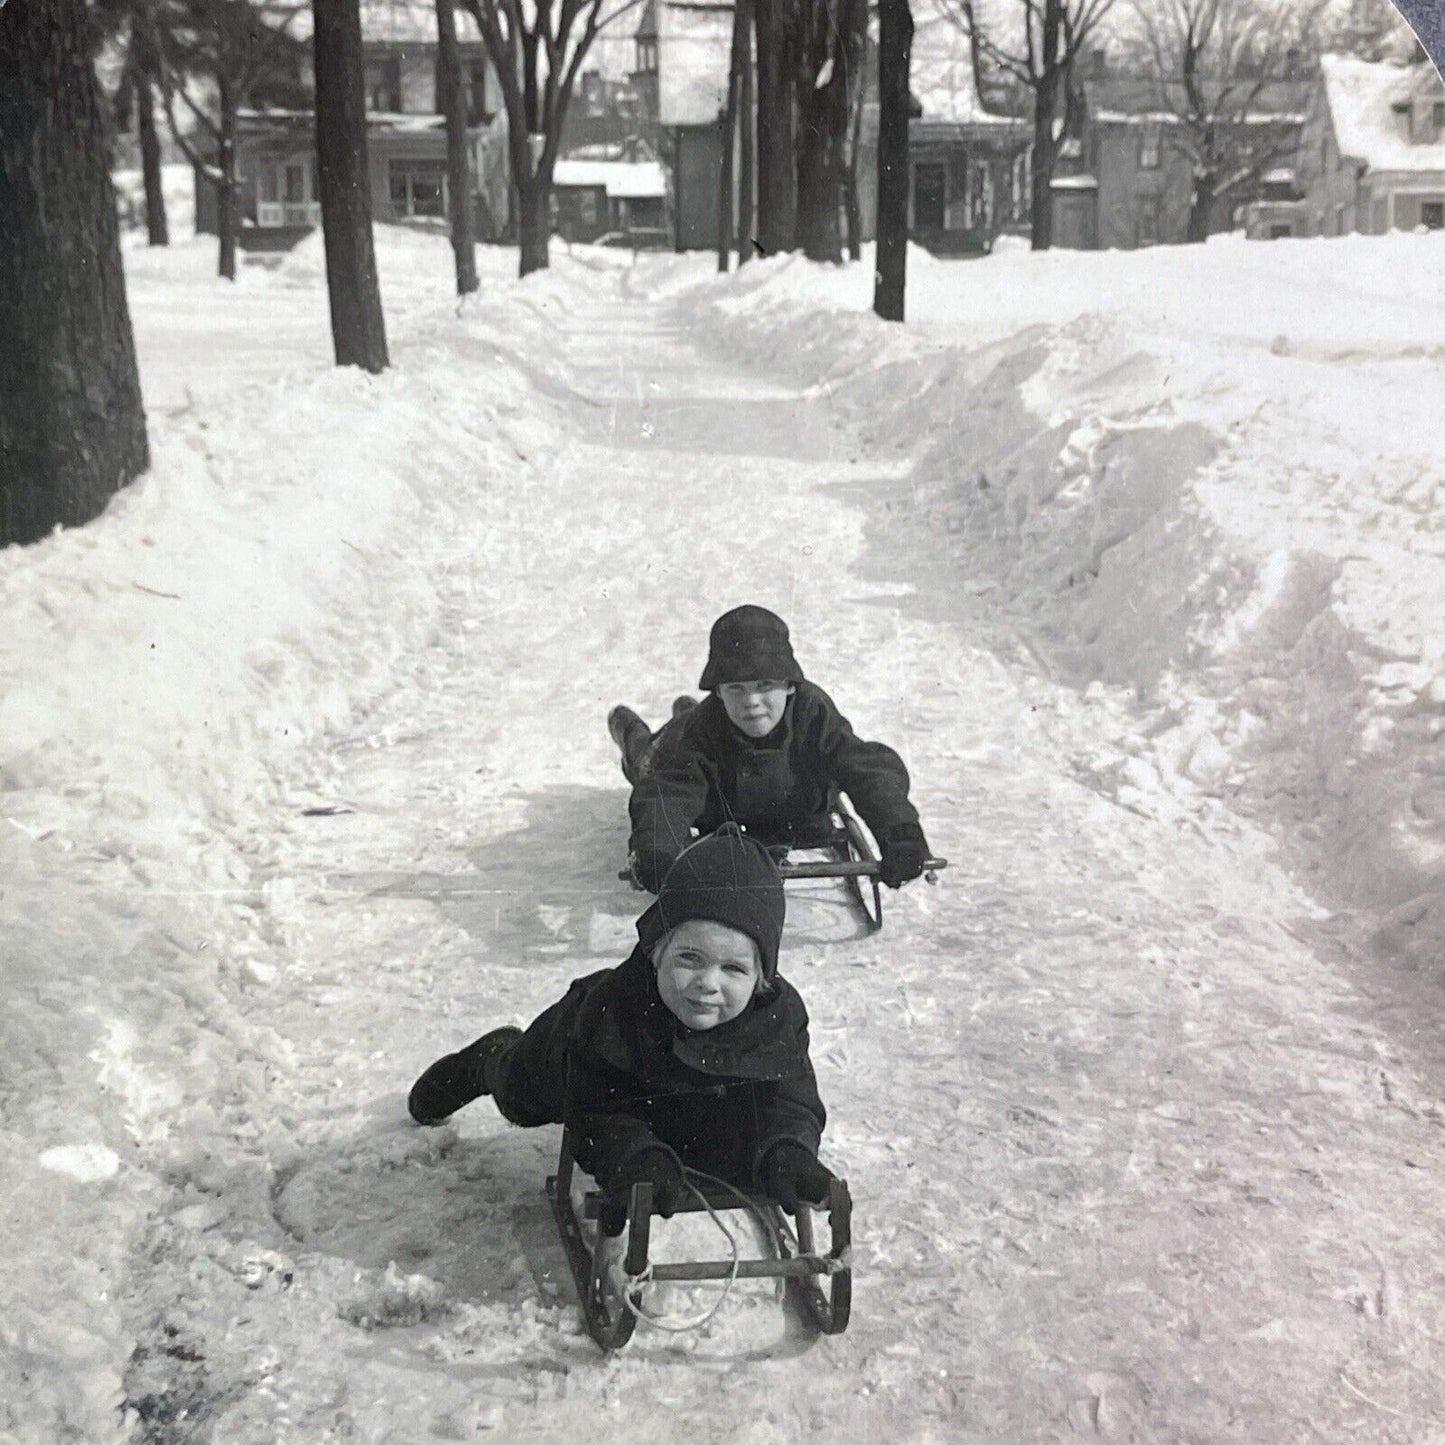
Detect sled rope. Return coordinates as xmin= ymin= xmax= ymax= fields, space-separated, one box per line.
xmin=622 ymin=1170 xmax=778 ymax=1333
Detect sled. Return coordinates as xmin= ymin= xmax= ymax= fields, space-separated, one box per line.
xmin=545 ymin=1128 xmax=852 ymax=1351
xmin=618 ymin=797 xmax=947 ymax=933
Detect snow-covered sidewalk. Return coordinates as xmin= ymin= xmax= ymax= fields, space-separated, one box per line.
xmin=6 ymin=232 xmax=1445 ymax=1443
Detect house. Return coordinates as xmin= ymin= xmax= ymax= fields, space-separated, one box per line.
xmin=644 ymin=0 xmax=732 ymax=250
xmin=1053 ymin=57 xmax=1311 ymax=249
xmin=908 ymin=5 xmax=1031 ymax=253
xmin=196 ymin=0 xmax=509 ymax=248
xmin=551 ymin=139 xmax=669 ymax=243
xmin=1296 ymin=54 xmax=1445 ymax=235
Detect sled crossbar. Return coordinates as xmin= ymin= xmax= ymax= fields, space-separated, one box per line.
xmin=547 ymin=1128 xmax=852 ymax=1348
xmin=779 ymin=856 xmax=949 ymax=880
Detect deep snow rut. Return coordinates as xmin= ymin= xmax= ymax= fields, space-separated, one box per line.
xmin=127 ymin=264 xmax=1445 ymax=1444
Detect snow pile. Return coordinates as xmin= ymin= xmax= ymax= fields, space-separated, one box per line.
xmin=0 ymin=230 xmax=576 ymax=1439
xmin=683 ymin=232 xmax=1445 ymax=968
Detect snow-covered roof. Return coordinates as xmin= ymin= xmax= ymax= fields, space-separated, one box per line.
xmin=1050 ymin=173 xmax=1099 ymax=190
xmin=1085 ymin=77 xmax=1311 ymax=126
xmin=1321 ymin=54 xmax=1445 ymax=171
xmin=656 ymin=0 xmax=732 ymax=127
xmin=553 ymin=158 xmax=668 ymax=197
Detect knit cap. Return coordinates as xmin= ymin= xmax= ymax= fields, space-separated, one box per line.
xmin=698 ymin=606 xmax=805 ymax=691
xmin=636 ymin=823 xmax=786 ymax=982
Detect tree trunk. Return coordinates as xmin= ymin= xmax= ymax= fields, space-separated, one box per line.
xmin=873 ymin=0 xmax=912 ymax=320
xmin=135 ymin=65 xmax=170 ymax=246
xmin=754 ymin=0 xmax=796 ymax=254
xmin=843 ymin=0 xmax=867 ymax=262
xmin=738 ymin=1 xmax=756 ymax=264
xmin=517 ymin=175 xmax=550 ymax=276
xmin=436 ymin=0 xmax=478 ymax=295
xmin=1029 ymin=82 xmax=1057 ymax=251
xmin=1029 ymin=0 xmax=1064 ymax=251
xmin=217 ymin=74 xmax=238 ymax=279
xmin=313 ymin=0 xmax=389 ymax=372
xmin=1187 ymin=171 xmax=1214 ymax=243
xmin=719 ymin=0 xmax=750 ymax=272
xmin=796 ymin=0 xmax=862 ymax=263
xmin=0 ymin=0 xmax=149 ymax=548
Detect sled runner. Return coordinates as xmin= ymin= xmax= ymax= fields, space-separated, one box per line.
xmin=619 ymin=798 xmax=947 ymax=933
xmin=546 ymin=1127 xmax=852 ymax=1351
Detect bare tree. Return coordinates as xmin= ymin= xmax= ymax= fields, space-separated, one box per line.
xmin=436 ymin=0 xmax=480 ymax=295
xmin=1127 ymin=0 xmax=1322 ymax=242
xmin=1 ymin=0 xmax=149 ymax=547
xmin=796 ymin=0 xmax=869 ymax=262
xmin=313 ymin=0 xmax=388 ymax=371
xmin=151 ymin=0 xmax=309 ymax=279
xmin=842 ymin=0 xmax=871 ymax=262
xmin=874 ymin=0 xmax=913 ymax=318
xmin=109 ymin=2 xmax=172 ymax=245
xmin=949 ymin=0 xmax=1116 ymax=248
xmin=459 ymin=0 xmax=647 ymax=277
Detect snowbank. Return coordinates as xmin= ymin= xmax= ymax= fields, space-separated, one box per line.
xmin=0 ymin=229 xmax=575 ymax=1439
xmin=680 ymin=233 xmax=1445 ymax=969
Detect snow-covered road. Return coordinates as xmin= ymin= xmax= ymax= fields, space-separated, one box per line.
xmin=8 ymin=234 xmax=1445 ymax=1443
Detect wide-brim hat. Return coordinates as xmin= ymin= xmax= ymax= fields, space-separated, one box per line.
xmin=698 ymin=605 xmax=805 ymax=691
xmin=635 ymin=823 xmax=786 ymax=983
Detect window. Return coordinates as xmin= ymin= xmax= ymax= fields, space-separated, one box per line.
xmin=1137 ymin=195 xmax=1160 ymax=246
xmin=366 ymin=56 xmax=402 ymax=112
xmin=636 ymin=38 xmax=657 ymax=74
xmin=283 ymin=163 xmax=307 ymax=204
xmin=389 ymin=159 xmax=447 ymax=218
xmin=1139 ymin=120 xmax=1162 ymax=169
xmin=579 ymin=190 xmax=599 ymax=226
xmin=1434 ymin=101 xmax=1445 ymax=131
xmin=1269 ymin=223 xmax=1293 ymax=239
xmin=1423 ymin=200 xmax=1444 ymax=229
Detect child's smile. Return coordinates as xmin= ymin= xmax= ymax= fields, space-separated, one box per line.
xmin=654 ymin=919 xmax=762 ymax=1030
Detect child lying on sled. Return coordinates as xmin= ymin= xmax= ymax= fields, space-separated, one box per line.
xmin=407 ymin=825 xmax=836 ymax=1231
xmin=609 ymin=604 xmax=932 ymax=895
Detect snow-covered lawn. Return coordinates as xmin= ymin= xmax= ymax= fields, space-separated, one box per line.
xmin=4 ymin=225 xmax=1445 ymax=1442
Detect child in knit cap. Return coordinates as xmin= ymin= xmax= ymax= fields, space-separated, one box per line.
xmin=609 ymin=604 xmax=931 ymax=895
xmin=407 ymin=825 xmax=835 ymax=1230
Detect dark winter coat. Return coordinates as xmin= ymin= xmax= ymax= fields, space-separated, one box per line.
xmin=491 ymin=945 xmax=825 ymax=1192
xmin=628 ymin=680 xmax=920 ymax=867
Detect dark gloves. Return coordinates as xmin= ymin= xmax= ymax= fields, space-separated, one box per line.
xmin=629 ymin=847 xmax=675 ymax=895
xmin=879 ymin=822 xmax=930 ymax=889
xmin=759 ymin=1142 xmax=837 ymax=1215
xmin=598 ymin=1145 xmax=687 ymax=1235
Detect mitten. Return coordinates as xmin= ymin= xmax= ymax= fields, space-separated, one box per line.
xmin=759 ymin=1142 xmax=836 ymax=1214
xmin=630 ymin=847 xmax=675 ymax=894
xmin=879 ymin=822 xmax=929 ymax=889
xmin=598 ymin=1145 xmax=687 ymax=1235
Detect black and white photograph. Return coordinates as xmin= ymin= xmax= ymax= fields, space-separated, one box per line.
xmin=4 ymin=0 xmax=1445 ymax=1437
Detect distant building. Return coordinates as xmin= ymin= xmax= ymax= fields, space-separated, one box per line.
xmin=1295 ymin=54 xmax=1445 ymax=235
xmin=196 ymin=0 xmax=509 ymax=249
xmin=551 ymin=139 xmax=669 ymax=243
xmin=908 ymin=6 xmax=1031 ymax=254
xmin=1053 ymin=53 xmax=1311 ymax=249
xmin=647 ymin=0 xmax=731 ymax=250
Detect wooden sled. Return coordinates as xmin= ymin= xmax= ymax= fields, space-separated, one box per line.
xmin=545 ymin=1128 xmax=852 ymax=1351
xmin=619 ymin=798 xmax=946 ymax=934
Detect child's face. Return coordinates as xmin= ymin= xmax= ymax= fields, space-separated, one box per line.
xmin=654 ymin=920 xmax=762 ymax=1031
xmin=717 ymin=679 xmax=794 ymax=738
